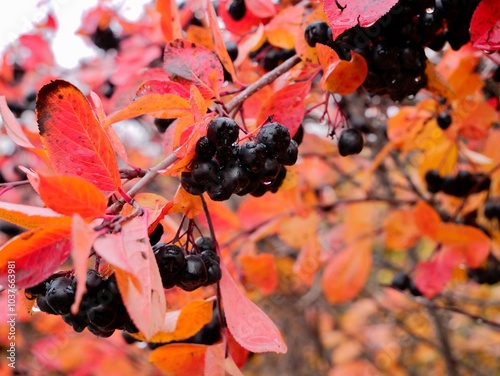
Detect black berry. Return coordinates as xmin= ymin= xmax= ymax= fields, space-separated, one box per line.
xmin=338 ymin=129 xmax=364 ymax=156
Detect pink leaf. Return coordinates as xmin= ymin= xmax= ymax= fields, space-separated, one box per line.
xmin=324 ymin=0 xmax=400 ymax=39
xmin=219 ymin=262 xmax=287 ymax=354
xmin=245 ymin=0 xmax=277 ymax=18
xmin=95 ymin=215 xmax=166 ymax=339
xmin=0 ymin=96 xmax=35 ymax=148
xmin=70 ymin=214 xmax=99 ymax=314
xmin=204 ymin=343 xmax=226 ymax=376
xmin=470 ymin=0 xmax=500 ymax=51
xmin=413 ymin=249 xmax=458 ymax=298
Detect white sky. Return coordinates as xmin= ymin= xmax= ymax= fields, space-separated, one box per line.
xmin=0 ymin=0 xmax=151 ymax=69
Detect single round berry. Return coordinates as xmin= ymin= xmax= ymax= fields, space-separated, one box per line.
xmin=436 ymin=111 xmax=452 ymax=130
xmin=195 ymin=136 xmax=217 ymax=161
xmin=206 ymin=181 xmax=233 ymax=201
xmin=238 ymin=141 xmax=268 ymax=172
xmin=90 ymin=26 xmax=120 ymax=51
xmin=153 ymin=243 xmax=186 ymax=276
xmin=191 ymin=158 xmax=219 ymax=184
xmin=62 ymin=312 xmax=89 ymax=333
xmin=338 ymin=129 xmax=364 ymax=156
xmin=304 ymin=21 xmax=332 ymax=47
xmin=257 ymin=123 xmax=291 ymax=157
xmin=258 ymin=158 xmax=281 ymax=182
xmin=225 ymin=41 xmax=239 ymax=62
xmin=195 ymin=237 xmax=216 ymax=253
xmin=484 ymin=200 xmax=500 ymax=220
xmin=36 ymin=294 xmax=57 ymax=314
xmin=408 ymin=279 xmax=423 ymax=297
xmin=390 ymin=272 xmax=411 ymax=291
xmin=218 ymin=163 xmax=250 ymax=193
xmin=200 ymin=249 xmax=220 ymax=264
xmin=85 ymin=269 xmax=104 ymax=295
xmin=87 ymin=304 xmax=118 ymax=329
xmin=277 ymin=140 xmax=299 ymax=166
xmin=177 ymin=255 xmax=208 ymax=291
xmin=267 ymin=166 xmax=287 ymax=193
xmin=148 ymin=223 xmax=164 ymax=246
xmin=181 ymin=172 xmax=206 ymax=195
xmin=46 ymin=277 xmax=76 ymax=315
xmin=227 ymin=0 xmax=246 ymax=21
xmin=424 ymin=169 xmax=443 ymax=193
xmin=207 ymin=117 xmax=239 ymax=148
xmin=205 ymin=263 xmax=222 ymax=285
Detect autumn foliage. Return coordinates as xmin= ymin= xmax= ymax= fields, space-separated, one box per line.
xmin=0 ymin=0 xmax=499 ymax=375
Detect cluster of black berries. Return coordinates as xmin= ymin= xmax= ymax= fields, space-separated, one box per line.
xmin=390 ymin=272 xmax=423 ymax=297
xmin=181 ymin=117 xmax=298 ymax=201
xmin=304 ymin=0 xmax=481 ymax=100
xmin=424 ymin=169 xmax=491 ymax=197
xmin=467 ymin=255 xmax=500 ymax=285
xmin=153 ymin=237 xmax=222 ymax=291
xmin=25 ymin=271 xmax=138 ymax=337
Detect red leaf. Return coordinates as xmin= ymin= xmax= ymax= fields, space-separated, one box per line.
xmin=324 ymin=0 xmax=400 ymax=39
xmin=70 ymin=214 xmax=99 ymax=314
xmin=163 ymin=39 xmax=223 ymax=99
xmin=38 ymin=174 xmax=107 ymax=219
xmin=413 ymin=249 xmax=456 ymax=298
xmin=245 ymin=0 xmax=277 ymax=18
xmin=257 ymin=81 xmax=312 ymax=138
xmin=470 ymin=0 xmax=500 ymax=52
xmin=0 ymin=225 xmax=72 ymax=290
xmin=0 ymin=201 xmax=70 ymax=229
xmin=413 ymin=200 xmax=442 ymax=240
xmin=219 ymin=262 xmax=287 ymax=354
xmin=218 ymin=0 xmax=262 ymax=35
xmin=36 ymin=80 xmax=121 ymax=191
xmin=136 ymin=79 xmax=191 ymax=98
xmin=95 ymin=215 xmax=166 ymax=339
xmin=0 ymin=96 xmax=35 ymax=148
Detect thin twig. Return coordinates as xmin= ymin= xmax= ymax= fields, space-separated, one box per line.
xmin=426 ymin=306 xmax=459 ymax=376
xmin=225 ymin=55 xmax=302 ymax=114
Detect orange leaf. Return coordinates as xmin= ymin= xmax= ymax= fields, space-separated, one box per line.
xmin=36 ymin=80 xmax=121 ymax=191
xmin=103 ymin=93 xmax=191 ymax=127
xmin=0 ymin=201 xmax=71 ymax=229
xmin=266 ymin=6 xmax=304 ymax=50
xmin=317 ymin=45 xmax=368 ymax=95
xmin=172 ymin=186 xmax=203 ymax=219
xmin=38 ymin=174 xmax=107 ymax=218
xmin=150 ymin=343 xmax=207 ymax=376
xmin=424 ymin=60 xmax=457 ymax=100
xmin=0 ymin=225 xmax=72 ymax=289
xmin=383 ymin=207 xmax=421 ymax=250
xmin=147 ymin=300 xmax=213 ymax=343
xmin=156 ymin=0 xmax=182 ymax=42
xmin=238 ymin=253 xmax=278 ymax=295
xmin=322 ymin=239 xmax=372 ymax=303
xmin=413 ymin=200 xmax=442 ymax=240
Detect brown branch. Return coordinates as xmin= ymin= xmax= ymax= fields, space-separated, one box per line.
xmin=426 ymin=306 xmax=459 ymax=376
xmin=225 ymin=54 xmax=302 ymax=114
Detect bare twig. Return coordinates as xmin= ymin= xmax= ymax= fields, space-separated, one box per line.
xmin=225 ymin=55 xmax=302 ymax=114
xmin=427 ymin=307 xmax=459 ymax=376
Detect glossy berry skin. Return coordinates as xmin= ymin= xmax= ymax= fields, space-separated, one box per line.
xmin=195 ymin=237 xmax=216 ymax=253
xmin=148 ymin=223 xmax=164 ymax=246
xmin=304 ymin=21 xmax=332 ymax=47
xmin=238 ymin=141 xmax=268 ymax=172
xmin=62 ymin=312 xmax=89 ymax=333
xmin=36 ymin=294 xmax=57 ymax=314
xmin=177 ymin=255 xmax=208 ymax=291
xmin=46 ymin=277 xmax=76 ymax=315
xmin=153 ymin=243 xmax=186 ymax=276
xmin=277 ymin=140 xmax=299 ymax=166
xmin=338 ymin=129 xmax=364 ymax=156
xmin=257 ymin=123 xmax=291 ymax=157
xmin=437 ymin=111 xmax=452 ymax=130
xmin=227 ymin=0 xmax=246 ymax=21
xmin=195 ymin=136 xmax=216 ymax=161
xmin=87 ymin=304 xmax=117 ymax=329
xmin=180 ymin=172 xmax=206 ymax=195
xmin=207 ymin=117 xmax=239 ymax=148
xmin=191 ymin=158 xmax=219 ymax=184
xmin=258 ymin=158 xmax=281 ymax=182
xmin=424 ymin=169 xmax=443 ymax=193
